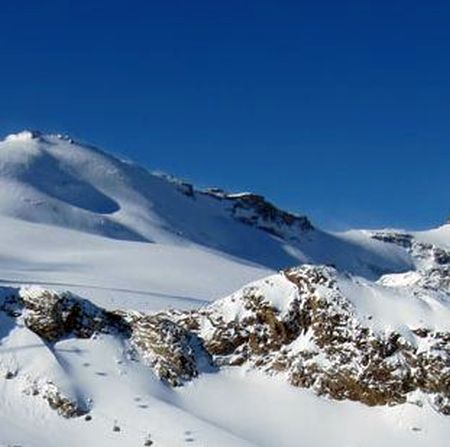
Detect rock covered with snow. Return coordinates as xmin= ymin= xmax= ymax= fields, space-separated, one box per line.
xmin=372 ymin=230 xmax=450 ymax=268
xmin=1 ymin=261 xmax=450 ymax=416
xmin=167 ymin=265 xmax=450 ymax=414
xmin=1 ymin=287 xmax=209 ymax=400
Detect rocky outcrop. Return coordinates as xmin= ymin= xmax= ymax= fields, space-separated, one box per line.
xmin=415 ymin=265 xmax=450 ymax=292
xmin=1 ymin=264 xmax=449 ymax=416
xmin=204 ymin=191 xmax=314 ymax=240
xmin=167 ymin=176 xmax=314 ymax=241
xmin=23 ymin=379 xmax=88 ymax=418
xmin=169 ymin=265 xmax=450 ymax=414
xmin=20 ymin=288 xmax=121 ymax=341
xmin=0 ymin=288 xmax=203 ymax=416
xmin=1 ymin=288 xmax=210 ymax=395
xmin=372 ymin=231 xmax=450 ymax=267
xmin=121 ymin=312 xmax=212 ymax=386
xmin=372 ymin=231 xmax=413 ymax=248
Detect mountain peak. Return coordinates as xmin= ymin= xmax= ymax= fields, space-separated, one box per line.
xmin=3 ymin=130 xmax=77 ymax=146
xmin=4 ymin=129 xmax=43 ymax=143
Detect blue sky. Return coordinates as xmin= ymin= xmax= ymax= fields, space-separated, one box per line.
xmin=0 ymin=0 xmax=449 ymax=230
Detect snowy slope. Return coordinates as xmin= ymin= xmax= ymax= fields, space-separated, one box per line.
xmin=0 ymin=130 xmax=313 ymax=268
xmin=0 ymin=214 xmax=270 ymax=312
xmin=0 ymin=129 xmax=417 ymax=313
xmin=0 ymin=130 xmax=449 ymax=447
xmin=0 ymin=130 xmax=412 ymax=278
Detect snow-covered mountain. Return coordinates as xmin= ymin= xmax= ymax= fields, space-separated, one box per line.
xmin=0 ymin=131 xmax=449 ymax=447
xmin=0 ymin=130 xmax=411 ymax=277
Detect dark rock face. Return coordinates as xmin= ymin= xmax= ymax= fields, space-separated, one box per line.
xmin=1 ymin=288 xmax=210 ymax=404
xmin=417 ymin=266 xmax=450 ymax=292
xmin=226 ymin=193 xmax=313 ymax=238
xmin=208 ymin=191 xmax=314 ymax=240
xmin=172 ymin=179 xmax=314 ymax=241
xmin=176 ymin=182 xmax=195 ymax=197
xmin=18 ymin=289 xmax=209 ymax=387
xmin=434 ymin=248 xmax=450 ymax=265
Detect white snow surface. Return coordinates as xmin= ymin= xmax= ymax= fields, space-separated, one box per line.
xmin=0 ymin=131 xmax=413 ymax=276
xmin=0 ymin=130 xmax=417 ymax=312
xmin=0 ymin=131 xmax=449 ymax=446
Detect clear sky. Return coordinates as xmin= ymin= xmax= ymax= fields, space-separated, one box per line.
xmin=0 ymin=0 xmax=449 ymax=230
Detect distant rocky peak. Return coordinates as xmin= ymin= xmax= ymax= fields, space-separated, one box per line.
xmin=371 ymin=230 xmax=450 ymax=267
xmin=174 ymin=180 xmax=314 ymax=240
xmin=159 ymin=171 xmax=314 ymax=241
xmin=219 ymin=191 xmax=313 ymax=239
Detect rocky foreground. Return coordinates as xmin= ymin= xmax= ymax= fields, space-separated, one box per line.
xmin=1 ymin=258 xmax=449 ymax=418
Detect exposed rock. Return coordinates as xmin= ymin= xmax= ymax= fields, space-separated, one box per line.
xmin=372 ymin=232 xmax=413 ymax=248
xmin=204 ymin=191 xmax=314 ymax=240
xmin=3 ymin=288 xmax=209 ymax=388
xmin=170 ymin=265 xmax=450 ymax=413
xmin=415 ymin=265 xmax=450 ymax=292
xmin=20 ymin=287 xmax=126 ymax=342
xmin=372 ymin=231 xmax=450 ymax=268
xmin=1 ymin=264 xmax=449 ymax=415
xmin=45 ymin=387 xmax=87 ymax=418
xmin=159 ymin=175 xmax=314 ymax=240
xmin=122 ymin=312 xmax=211 ymax=386
xmin=23 ymin=380 xmax=87 ymax=418
xmin=177 ymin=182 xmax=195 ymax=197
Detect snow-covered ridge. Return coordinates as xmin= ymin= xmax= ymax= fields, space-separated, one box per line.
xmin=0 ymin=130 xmax=312 ymax=245
xmin=155 ymin=175 xmax=314 ymax=240
xmin=0 ymin=130 xmax=423 ymax=276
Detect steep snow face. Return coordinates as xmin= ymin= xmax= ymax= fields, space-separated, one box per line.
xmin=0 ymin=131 xmax=414 ymax=276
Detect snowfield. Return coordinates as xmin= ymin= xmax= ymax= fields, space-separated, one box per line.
xmin=0 ymin=131 xmax=449 ymax=446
